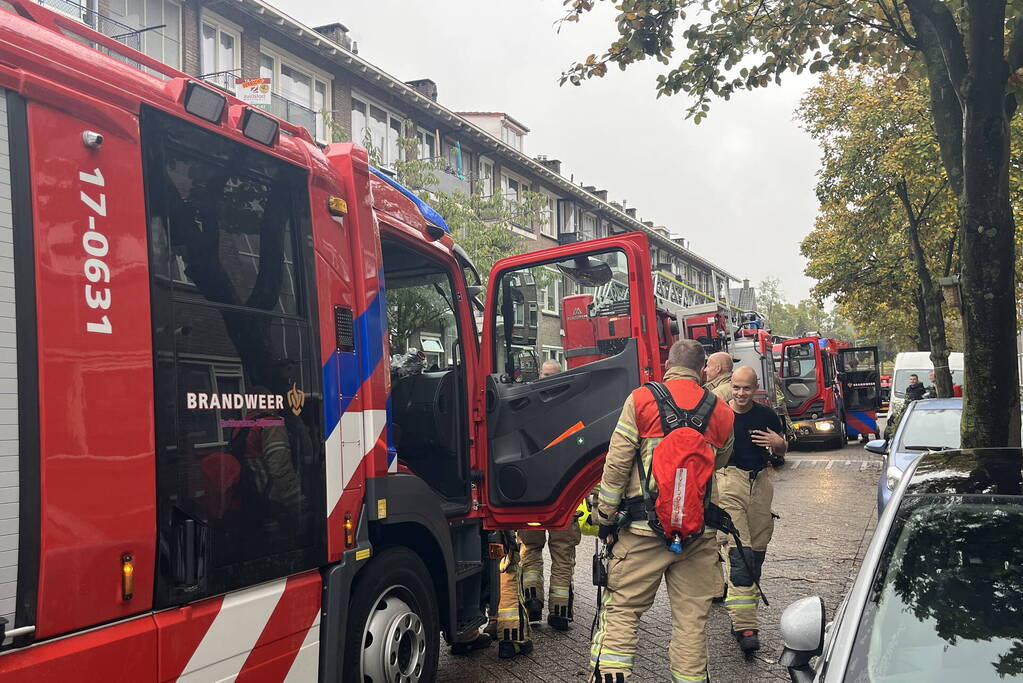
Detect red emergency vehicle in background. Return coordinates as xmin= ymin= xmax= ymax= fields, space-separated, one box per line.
xmin=0 ymin=3 xmax=668 ymax=680
xmin=779 ymin=335 xmax=882 ymax=448
xmin=562 ymin=276 xmax=791 ymax=444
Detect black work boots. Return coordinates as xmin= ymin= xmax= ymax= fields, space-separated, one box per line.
xmin=497 ymin=639 xmax=533 ymax=659
xmin=734 ymin=628 xmax=760 ymax=655
xmin=524 ymin=597 xmax=544 ymax=623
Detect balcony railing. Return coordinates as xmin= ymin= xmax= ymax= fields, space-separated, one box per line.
xmin=38 ymin=0 xmax=142 ymax=50
xmin=264 ymin=92 xmax=317 ymax=139
xmin=201 ymin=70 xmax=239 ymax=93
xmin=433 ymin=166 xmax=470 ymax=196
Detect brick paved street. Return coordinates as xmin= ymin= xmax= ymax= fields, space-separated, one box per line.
xmin=438 ymin=440 xmax=882 ymax=682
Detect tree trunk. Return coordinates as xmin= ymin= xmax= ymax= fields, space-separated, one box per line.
xmin=896 ymin=181 xmax=953 ymax=397
xmin=914 ymin=290 xmax=931 ymax=352
xmin=959 ymin=0 xmax=1021 ymax=448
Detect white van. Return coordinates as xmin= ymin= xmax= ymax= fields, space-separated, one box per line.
xmin=887 ymin=350 xmax=964 ymax=418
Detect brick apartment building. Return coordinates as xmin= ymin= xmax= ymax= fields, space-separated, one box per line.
xmin=33 ymin=0 xmax=749 ymax=367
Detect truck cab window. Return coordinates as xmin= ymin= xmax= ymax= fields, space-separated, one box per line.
xmin=383 ymin=239 xmax=469 ymax=503
xmin=495 ymin=250 xmax=629 ymax=381
xmin=143 ymin=108 xmax=325 ymax=606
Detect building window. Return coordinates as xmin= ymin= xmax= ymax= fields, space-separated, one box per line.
xmin=417 ymin=127 xmax=436 ymax=160
xmin=501 ymin=124 xmax=523 ymax=151
xmin=502 ymin=174 xmax=522 ymax=203
xmin=200 ymin=19 xmax=239 ymax=86
xmin=110 ymin=0 xmax=182 ymax=69
xmin=542 ymin=268 xmax=561 ymax=315
xmin=581 ymin=213 xmax=597 ymax=239
xmin=558 ymin=201 xmax=577 ymax=236
xmin=542 ymin=346 xmax=565 ymax=367
xmin=503 ymin=173 xmax=533 ymax=235
xmin=351 ymin=95 xmax=413 ymax=167
xmin=539 ymin=193 xmax=557 ymax=238
xmin=479 ymin=158 xmax=494 ymax=196
xmin=261 ymin=47 xmax=331 ymax=143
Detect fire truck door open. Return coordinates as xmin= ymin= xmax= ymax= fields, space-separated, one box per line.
xmin=479 ymin=234 xmax=658 ymax=529
xmin=837 ymin=346 xmax=882 ymax=412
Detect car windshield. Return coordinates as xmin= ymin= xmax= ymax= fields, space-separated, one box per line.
xmin=846 ymin=499 xmax=1023 ymax=682
xmin=897 ymin=409 xmax=962 ymax=451
xmin=893 ymin=369 xmax=964 ymax=397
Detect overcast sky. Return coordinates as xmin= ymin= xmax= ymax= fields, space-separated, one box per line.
xmin=278 ymin=0 xmax=823 ymax=301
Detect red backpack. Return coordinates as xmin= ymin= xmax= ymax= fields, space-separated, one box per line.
xmin=636 ymin=382 xmax=718 ymax=552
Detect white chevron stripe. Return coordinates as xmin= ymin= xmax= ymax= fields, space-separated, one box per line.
xmin=324 ymin=420 xmax=343 ymax=520
xmin=283 ymin=609 xmax=320 ymax=683
xmin=177 ymin=578 xmax=287 ymax=682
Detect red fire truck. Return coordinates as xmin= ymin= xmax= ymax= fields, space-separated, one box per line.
xmin=562 ymin=277 xmax=791 ymax=447
xmin=0 ymin=3 xmax=667 ymax=680
xmin=778 ymin=336 xmax=882 ymax=448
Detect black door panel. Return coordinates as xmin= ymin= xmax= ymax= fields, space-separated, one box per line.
xmin=486 ymin=339 xmax=639 ymax=507
xmin=838 ymin=346 xmax=882 ymax=412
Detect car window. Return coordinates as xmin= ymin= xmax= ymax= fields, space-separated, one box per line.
xmin=892 ymin=369 xmax=964 ymax=397
xmin=896 ymin=409 xmax=962 ymax=451
xmin=845 ymin=499 xmax=1023 ymax=682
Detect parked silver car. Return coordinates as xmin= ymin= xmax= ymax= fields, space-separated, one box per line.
xmin=779 ymin=448 xmax=1023 ymax=682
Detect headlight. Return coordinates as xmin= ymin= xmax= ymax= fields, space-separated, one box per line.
xmin=816 ymin=420 xmax=835 ymax=432
xmin=886 ymin=465 xmax=903 ymax=491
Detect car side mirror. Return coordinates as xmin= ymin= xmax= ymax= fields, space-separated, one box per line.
xmin=864 ymin=439 xmax=887 ymax=455
xmin=780 ymin=596 xmax=826 ymax=683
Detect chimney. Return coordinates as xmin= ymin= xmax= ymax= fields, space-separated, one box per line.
xmin=642 ymin=220 xmax=654 ymax=228
xmin=593 ymin=189 xmax=608 ymax=201
xmin=625 ymin=207 xmax=637 ymax=218
xmin=405 ymin=78 xmax=438 ymax=101
xmin=535 ymin=156 xmax=562 ymax=174
xmin=582 ymin=184 xmax=597 ymax=193
xmin=743 ymin=278 xmax=750 ymax=289
xmin=314 ymin=23 xmax=353 ymax=52
xmin=610 ymin=201 xmax=623 ymax=211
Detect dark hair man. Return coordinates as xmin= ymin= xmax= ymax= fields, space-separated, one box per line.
xmin=905 ymin=373 xmax=927 ymax=401
xmin=717 ymin=366 xmax=786 ymax=654
xmin=590 ymin=339 xmax=734 ymax=682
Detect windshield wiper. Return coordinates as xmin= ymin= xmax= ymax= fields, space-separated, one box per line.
xmin=904 ymin=445 xmax=954 ymax=452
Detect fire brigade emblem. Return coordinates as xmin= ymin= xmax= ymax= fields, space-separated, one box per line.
xmin=287 ymin=382 xmax=305 ymax=416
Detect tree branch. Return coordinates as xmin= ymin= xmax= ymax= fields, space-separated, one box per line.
xmin=905 ymin=1 xmax=966 ymax=198
xmin=943 ymin=229 xmax=958 ymax=277
xmin=904 ymin=0 xmax=969 ymax=97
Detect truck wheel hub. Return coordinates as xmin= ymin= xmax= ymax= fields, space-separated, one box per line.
xmin=362 ymin=589 xmax=426 ymax=683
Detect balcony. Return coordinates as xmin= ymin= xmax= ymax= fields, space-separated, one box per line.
xmin=264 ymin=92 xmax=317 ymax=139
xmin=432 ymin=165 xmax=470 ymax=196
xmin=37 ymin=0 xmax=142 ymax=50
xmin=201 ymin=70 xmax=238 ymax=93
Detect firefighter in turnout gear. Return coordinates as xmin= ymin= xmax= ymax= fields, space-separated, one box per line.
xmin=703 ymin=351 xmax=734 ymax=402
xmin=495 ymin=531 xmax=533 ymax=658
xmin=717 ymin=366 xmax=786 ymax=654
xmin=518 ymin=523 xmax=582 ymax=629
xmin=590 ymin=340 xmax=734 ymax=683
xmin=519 ymin=359 xmax=584 ymax=630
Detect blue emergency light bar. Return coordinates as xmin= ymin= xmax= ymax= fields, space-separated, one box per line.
xmin=370 ymin=167 xmax=451 ymax=233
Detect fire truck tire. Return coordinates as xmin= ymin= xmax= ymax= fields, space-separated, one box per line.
xmin=344 ymin=547 xmax=439 ymax=683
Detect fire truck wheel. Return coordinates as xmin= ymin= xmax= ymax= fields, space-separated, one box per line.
xmin=344 ymin=547 xmax=439 ymax=683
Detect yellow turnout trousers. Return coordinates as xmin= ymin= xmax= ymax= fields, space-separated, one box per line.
xmin=590 ymin=528 xmax=719 ymax=682
xmin=716 ymin=465 xmax=775 ymax=631
xmin=518 ymin=520 xmax=582 ymax=620
xmin=495 ymin=536 xmax=530 ymax=644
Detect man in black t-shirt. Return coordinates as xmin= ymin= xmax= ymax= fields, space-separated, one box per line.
xmin=716 ymin=366 xmax=787 ymax=655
